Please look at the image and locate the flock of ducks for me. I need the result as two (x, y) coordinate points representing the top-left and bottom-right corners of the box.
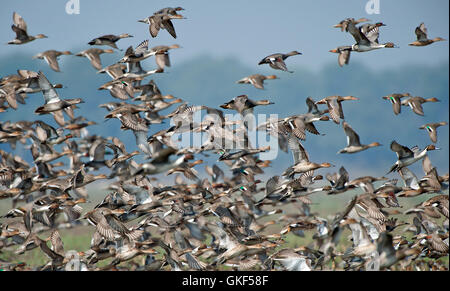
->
(0, 10), (448, 271)
(329, 18), (446, 67)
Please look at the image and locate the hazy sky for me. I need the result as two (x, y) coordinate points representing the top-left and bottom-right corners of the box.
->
(1, 0), (448, 71)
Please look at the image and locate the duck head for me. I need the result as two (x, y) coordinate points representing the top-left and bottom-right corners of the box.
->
(35, 34), (48, 39)
(432, 37), (446, 42)
(425, 145), (440, 151)
(119, 33), (133, 38)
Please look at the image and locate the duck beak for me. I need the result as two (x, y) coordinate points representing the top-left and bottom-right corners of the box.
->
(329, 49), (338, 53)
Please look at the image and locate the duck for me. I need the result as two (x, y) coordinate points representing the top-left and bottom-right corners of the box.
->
(97, 63), (127, 79)
(83, 207), (143, 241)
(218, 147), (270, 161)
(329, 46), (352, 67)
(138, 13), (185, 39)
(325, 166), (356, 194)
(8, 12), (47, 45)
(109, 244), (158, 266)
(151, 44), (181, 69)
(34, 71), (84, 115)
(382, 93), (411, 115)
(98, 79), (135, 100)
(119, 40), (157, 63)
(236, 74), (278, 89)
(282, 137), (332, 178)
(258, 51), (302, 72)
(32, 50), (73, 72)
(166, 160), (203, 181)
(333, 17), (370, 31)
(220, 95), (274, 116)
(347, 20), (397, 52)
(88, 33), (133, 49)
(133, 151), (193, 176)
(269, 248), (312, 271)
(133, 79), (163, 100)
(0, 83), (20, 110)
(278, 113), (329, 140)
(419, 122), (447, 143)
(121, 61), (164, 79)
(12, 70), (64, 95)
(419, 156), (445, 192)
(387, 140), (439, 174)
(409, 23), (446, 46)
(75, 48), (114, 70)
(338, 121), (381, 154)
(401, 96), (440, 116)
(315, 95), (359, 124)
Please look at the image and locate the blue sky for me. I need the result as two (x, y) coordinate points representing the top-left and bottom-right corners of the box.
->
(1, 0), (448, 71)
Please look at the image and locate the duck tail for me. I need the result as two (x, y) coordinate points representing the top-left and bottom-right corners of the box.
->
(386, 164), (399, 175)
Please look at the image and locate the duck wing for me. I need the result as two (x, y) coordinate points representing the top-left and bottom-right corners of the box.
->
(288, 136), (309, 164)
(85, 51), (103, 70)
(327, 98), (342, 124)
(415, 23), (428, 42)
(38, 71), (60, 104)
(13, 12), (28, 33)
(134, 40), (149, 56)
(342, 121), (361, 146)
(347, 21), (371, 46)
(162, 18), (177, 38)
(399, 167), (420, 190)
(305, 97), (320, 114)
(155, 53), (170, 69)
(43, 53), (61, 72)
(407, 99), (424, 116)
(389, 95), (402, 115)
(249, 75), (265, 89)
(390, 141), (413, 160)
(362, 24), (381, 44)
(338, 49), (351, 67)
(270, 57), (289, 71)
(149, 16), (161, 37)
(50, 230), (65, 256)
(11, 24), (29, 40)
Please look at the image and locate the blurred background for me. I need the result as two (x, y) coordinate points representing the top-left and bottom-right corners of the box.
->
(0, 0), (448, 181)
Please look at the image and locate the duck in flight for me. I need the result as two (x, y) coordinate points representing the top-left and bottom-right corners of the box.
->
(8, 12), (47, 45)
(32, 50), (72, 72)
(236, 74), (278, 90)
(409, 23), (446, 47)
(419, 122), (447, 143)
(387, 141), (439, 174)
(258, 51), (302, 73)
(88, 33), (133, 50)
(337, 121), (381, 154)
(346, 21), (397, 52)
